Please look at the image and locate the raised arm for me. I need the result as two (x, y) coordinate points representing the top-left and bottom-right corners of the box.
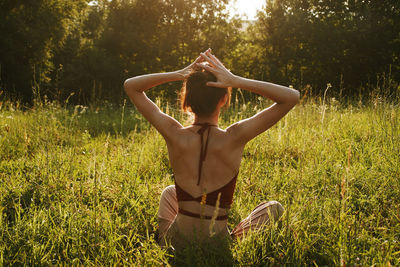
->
(123, 56), (203, 139)
(198, 50), (300, 144)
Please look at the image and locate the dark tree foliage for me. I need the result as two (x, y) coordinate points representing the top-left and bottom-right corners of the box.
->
(250, 0), (400, 96)
(0, 0), (398, 104)
(0, 0), (89, 102)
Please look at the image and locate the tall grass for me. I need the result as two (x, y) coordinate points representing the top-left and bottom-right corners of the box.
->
(0, 92), (399, 265)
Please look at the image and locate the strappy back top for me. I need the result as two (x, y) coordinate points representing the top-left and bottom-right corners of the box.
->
(175, 123), (238, 210)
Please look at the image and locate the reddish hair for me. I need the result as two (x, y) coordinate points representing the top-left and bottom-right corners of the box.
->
(180, 70), (231, 116)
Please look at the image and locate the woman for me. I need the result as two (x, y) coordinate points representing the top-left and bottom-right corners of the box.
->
(124, 49), (299, 250)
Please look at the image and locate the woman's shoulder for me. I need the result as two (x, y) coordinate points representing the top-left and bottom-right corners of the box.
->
(169, 125), (238, 150)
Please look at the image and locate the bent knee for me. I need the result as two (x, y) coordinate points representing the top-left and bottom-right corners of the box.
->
(266, 201), (284, 221)
(160, 185), (176, 198)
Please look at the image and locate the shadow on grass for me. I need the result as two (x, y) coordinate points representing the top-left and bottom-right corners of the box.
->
(168, 236), (234, 267)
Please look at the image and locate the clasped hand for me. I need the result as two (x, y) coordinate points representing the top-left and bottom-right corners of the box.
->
(177, 49), (236, 88)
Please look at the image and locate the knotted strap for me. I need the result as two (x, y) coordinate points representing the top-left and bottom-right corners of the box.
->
(193, 123), (217, 185)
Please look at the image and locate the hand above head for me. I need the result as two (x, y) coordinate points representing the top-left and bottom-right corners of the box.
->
(197, 50), (237, 88)
(175, 50), (209, 79)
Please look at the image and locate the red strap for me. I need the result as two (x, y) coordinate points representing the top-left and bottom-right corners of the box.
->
(193, 123), (217, 185)
(178, 207), (228, 220)
(175, 173), (238, 208)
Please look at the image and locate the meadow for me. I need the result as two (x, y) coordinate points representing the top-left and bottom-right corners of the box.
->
(0, 93), (399, 266)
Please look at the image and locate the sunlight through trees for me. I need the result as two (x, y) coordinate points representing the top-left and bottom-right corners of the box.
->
(0, 0), (399, 104)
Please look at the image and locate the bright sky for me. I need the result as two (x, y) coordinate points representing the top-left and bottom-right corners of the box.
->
(88, 0), (266, 21)
(229, 0), (266, 20)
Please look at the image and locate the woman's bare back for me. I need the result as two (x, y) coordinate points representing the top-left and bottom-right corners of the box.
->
(163, 124), (245, 238)
(166, 124), (244, 204)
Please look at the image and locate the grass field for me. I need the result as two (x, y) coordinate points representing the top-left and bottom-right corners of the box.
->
(0, 94), (399, 266)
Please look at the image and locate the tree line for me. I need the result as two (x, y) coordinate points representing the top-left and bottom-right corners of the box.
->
(1, 0), (399, 104)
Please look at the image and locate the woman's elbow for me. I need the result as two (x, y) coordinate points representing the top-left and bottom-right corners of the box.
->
(293, 90), (300, 103)
(289, 89), (300, 104)
(123, 79), (130, 92)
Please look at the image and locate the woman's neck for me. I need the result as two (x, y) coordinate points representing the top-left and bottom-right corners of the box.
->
(193, 113), (219, 126)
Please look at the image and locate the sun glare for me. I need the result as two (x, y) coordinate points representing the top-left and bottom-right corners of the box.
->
(229, 0), (265, 20)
